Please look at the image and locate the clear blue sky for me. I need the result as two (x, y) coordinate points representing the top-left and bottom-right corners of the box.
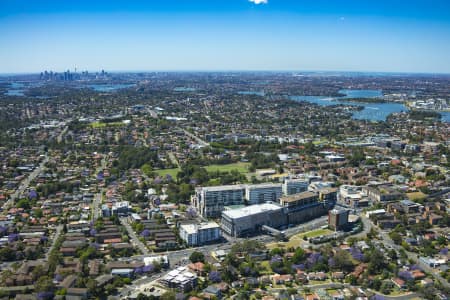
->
(1, 0), (450, 73)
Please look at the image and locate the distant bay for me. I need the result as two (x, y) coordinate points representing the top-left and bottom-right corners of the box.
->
(4, 82), (25, 96)
(238, 91), (265, 96)
(290, 89), (449, 122)
(88, 83), (136, 92)
(174, 87), (196, 92)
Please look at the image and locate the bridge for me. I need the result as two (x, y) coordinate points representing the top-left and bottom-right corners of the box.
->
(261, 225), (286, 240)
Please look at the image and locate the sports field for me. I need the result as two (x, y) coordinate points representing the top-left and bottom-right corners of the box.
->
(267, 228), (333, 249)
(155, 168), (180, 178)
(90, 121), (125, 128)
(155, 162), (250, 178)
(204, 162), (250, 173)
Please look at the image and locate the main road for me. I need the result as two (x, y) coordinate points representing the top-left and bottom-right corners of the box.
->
(180, 128), (210, 147)
(120, 215), (330, 267)
(126, 233), (279, 268)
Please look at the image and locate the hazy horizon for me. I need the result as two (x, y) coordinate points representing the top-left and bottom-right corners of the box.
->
(2, 69), (450, 76)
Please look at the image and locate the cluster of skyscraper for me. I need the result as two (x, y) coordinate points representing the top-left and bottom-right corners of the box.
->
(39, 69), (107, 81)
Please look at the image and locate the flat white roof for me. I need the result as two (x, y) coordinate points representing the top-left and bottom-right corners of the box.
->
(113, 201), (129, 208)
(330, 208), (348, 214)
(144, 255), (168, 266)
(164, 267), (196, 283)
(285, 178), (308, 183)
(131, 213), (141, 220)
(111, 268), (134, 274)
(340, 185), (360, 191)
(222, 203), (282, 219)
(180, 221), (220, 234)
(325, 155), (345, 159)
(346, 194), (362, 199)
(366, 209), (386, 217)
(246, 183), (282, 190)
(199, 185), (245, 192)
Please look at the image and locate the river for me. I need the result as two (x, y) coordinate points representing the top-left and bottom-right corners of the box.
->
(290, 89), (449, 122)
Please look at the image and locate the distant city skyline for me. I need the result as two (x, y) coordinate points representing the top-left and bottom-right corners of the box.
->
(1, 0), (450, 73)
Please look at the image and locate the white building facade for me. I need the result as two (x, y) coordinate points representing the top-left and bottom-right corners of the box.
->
(192, 185), (245, 218)
(245, 183), (283, 205)
(282, 179), (308, 195)
(179, 221), (221, 246)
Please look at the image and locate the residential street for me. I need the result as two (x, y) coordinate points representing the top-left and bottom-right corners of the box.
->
(45, 224), (63, 261)
(120, 217), (150, 256)
(2, 154), (49, 210)
(360, 215), (450, 290)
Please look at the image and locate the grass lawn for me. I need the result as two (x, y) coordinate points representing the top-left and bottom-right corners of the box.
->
(205, 162), (250, 173)
(154, 162), (250, 178)
(308, 279), (332, 285)
(90, 121), (125, 128)
(298, 228), (333, 239)
(388, 289), (410, 296)
(267, 242), (282, 250)
(259, 260), (273, 275)
(267, 239), (301, 250)
(207, 178), (221, 186)
(406, 191), (427, 201)
(312, 138), (329, 145)
(155, 168), (181, 178)
(267, 228), (333, 250)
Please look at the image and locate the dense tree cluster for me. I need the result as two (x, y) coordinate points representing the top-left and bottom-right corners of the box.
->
(114, 146), (160, 171)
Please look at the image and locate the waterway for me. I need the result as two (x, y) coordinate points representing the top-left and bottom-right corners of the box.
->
(173, 87), (196, 92)
(238, 91), (265, 96)
(441, 112), (450, 122)
(5, 82), (25, 96)
(290, 89), (449, 122)
(88, 83), (136, 92)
